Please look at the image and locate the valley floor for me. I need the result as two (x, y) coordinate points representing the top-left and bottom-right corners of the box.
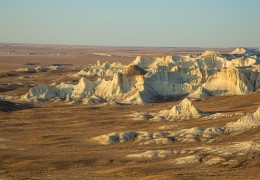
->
(1, 93), (260, 179)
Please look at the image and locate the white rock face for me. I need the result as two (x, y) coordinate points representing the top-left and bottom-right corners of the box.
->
(94, 72), (157, 104)
(204, 69), (255, 95)
(71, 77), (100, 99)
(157, 98), (204, 120)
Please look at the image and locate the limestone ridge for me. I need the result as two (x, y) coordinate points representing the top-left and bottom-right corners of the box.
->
(20, 49), (260, 104)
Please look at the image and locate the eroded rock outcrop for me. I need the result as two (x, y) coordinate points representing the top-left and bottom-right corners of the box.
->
(20, 49), (260, 104)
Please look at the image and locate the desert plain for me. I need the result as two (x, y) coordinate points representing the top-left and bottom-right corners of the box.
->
(1, 44), (260, 179)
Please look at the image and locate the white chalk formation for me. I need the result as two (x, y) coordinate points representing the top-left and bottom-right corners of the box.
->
(20, 49), (260, 104)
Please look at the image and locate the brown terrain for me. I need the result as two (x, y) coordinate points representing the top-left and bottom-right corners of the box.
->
(0, 44), (260, 179)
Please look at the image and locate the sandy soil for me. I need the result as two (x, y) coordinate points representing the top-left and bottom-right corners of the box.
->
(0, 44), (260, 179)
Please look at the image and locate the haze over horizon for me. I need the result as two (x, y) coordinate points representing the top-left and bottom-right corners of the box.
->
(1, 0), (260, 48)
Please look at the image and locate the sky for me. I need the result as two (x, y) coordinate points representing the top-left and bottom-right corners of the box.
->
(0, 0), (260, 47)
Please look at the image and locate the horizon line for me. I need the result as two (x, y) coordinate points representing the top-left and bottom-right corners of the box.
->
(0, 42), (259, 49)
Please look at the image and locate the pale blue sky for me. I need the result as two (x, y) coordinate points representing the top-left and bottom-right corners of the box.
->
(0, 0), (260, 47)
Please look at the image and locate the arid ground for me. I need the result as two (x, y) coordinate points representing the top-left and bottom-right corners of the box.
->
(0, 44), (260, 179)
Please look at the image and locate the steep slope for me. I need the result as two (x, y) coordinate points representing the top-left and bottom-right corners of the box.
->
(203, 68), (255, 95)
(71, 77), (100, 99)
(94, 72), (157, 104)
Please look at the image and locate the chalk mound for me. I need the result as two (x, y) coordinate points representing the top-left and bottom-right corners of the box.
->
(158, 98), (204, 120)
(230, 48), (260, 56)
(226, 106), (260, 131)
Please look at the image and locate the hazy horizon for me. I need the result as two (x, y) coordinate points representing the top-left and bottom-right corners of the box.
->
(1, 0), (260, 47)
(1, 42), (260, 49)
